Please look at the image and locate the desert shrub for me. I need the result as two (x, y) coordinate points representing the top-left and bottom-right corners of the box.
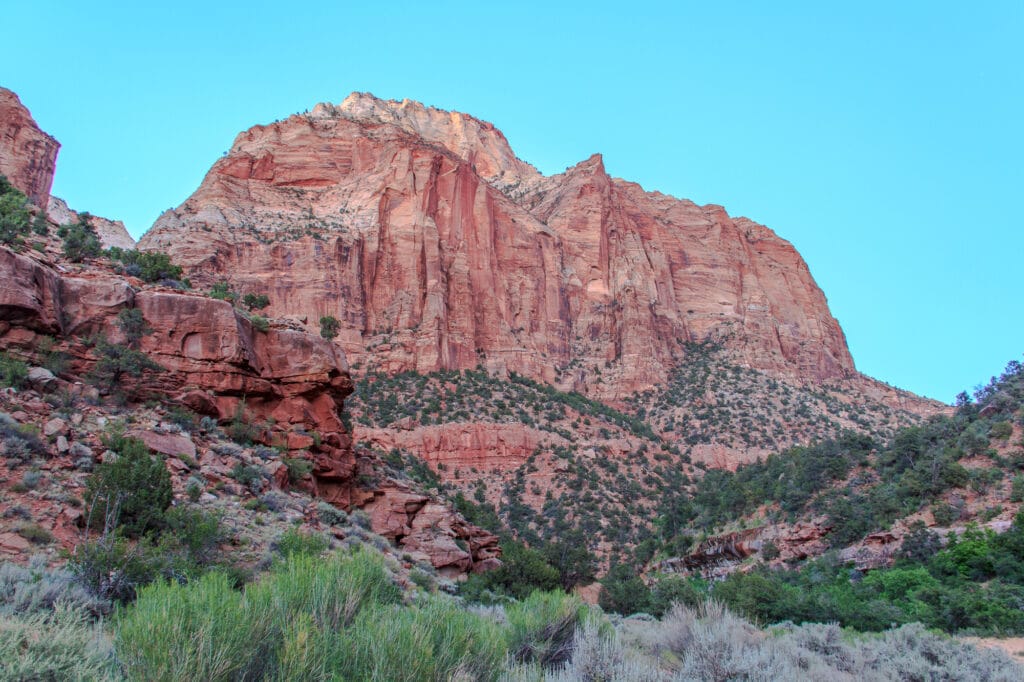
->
(17, 522), (52, 545)
(116, 571), (257, 681)
(648, 573), (705, 617)
(505, 591), (593, 669)
(316, 500), (347, 526)
(541, 620), (665, 682)
(68, 535), (163, 603)
(162, 506), (224, 568)
(273, 528), (330, 559)
(0, 350), (29, 388)
(230, 462), (264, 490)
(319, 315), (340, 339)
(57, 212), (102, 262)
(85, 435), (172, 537)
(87, 340), (164, 395)
(0, 605), (118, 681)
(461, 539), (561, 602)
(106, 247), (183, 283)
(0, 556), (110, 617)
(599, 562), (651, 615)
(248, 313), (269, 332)
(115, 308), (151, 347)
(282, 456), (313, 483)
(226, 401), (259, 445)
(334, 596), (507, 681)
(208, 280), (237, 303)
(243, 293), (270, 311)
(0, 175), (32, 246)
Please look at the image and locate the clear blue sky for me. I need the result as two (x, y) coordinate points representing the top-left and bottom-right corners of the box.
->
(3, 1), (1021, 403)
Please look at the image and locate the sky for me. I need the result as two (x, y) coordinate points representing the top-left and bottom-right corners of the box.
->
(2, 1), (1020, 403)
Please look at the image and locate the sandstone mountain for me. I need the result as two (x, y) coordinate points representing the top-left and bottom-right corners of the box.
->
(0, 88), (497, 578)
(139, 94), (930, 403)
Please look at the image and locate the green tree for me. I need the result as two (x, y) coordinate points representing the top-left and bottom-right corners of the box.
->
(57, 213), (102, 262)
(0, 175), (31, 245)
(85, 436), (172, 537)
(243, 293), (270, 311)
(319, 315), (340, 340)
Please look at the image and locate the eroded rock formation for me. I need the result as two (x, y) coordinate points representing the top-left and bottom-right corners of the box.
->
(139, 92), (865, 401)
(0, 87), (59, 207)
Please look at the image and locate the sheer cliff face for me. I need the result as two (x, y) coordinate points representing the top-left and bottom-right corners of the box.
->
(0, 87), (60, 207)
(140, 92), (854, 399)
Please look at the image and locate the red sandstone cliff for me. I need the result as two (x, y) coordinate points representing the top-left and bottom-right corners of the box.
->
(139, 93), (865, 402)
(0, 87), (59, 207)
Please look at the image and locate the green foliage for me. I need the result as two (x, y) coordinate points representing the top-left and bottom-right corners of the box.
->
(107, 247), (183, 283)
(0, 605), (118, 681)
(702, 512), (1024, 636)
(273, 528), (330, 559)
(0, 350), (29, 388)
(505, 591), (594, 669)
(87, 339), (164, 395)
(598, 562), (651, 615)
(85, 435), (172, 537)
(0, 175), (32, 246)
(282, 456), (313, 483)
(226, 400), (259, 445)
(243, 292), (270, 310)
(116, 570), (256, 681)
(319, 314), (340, 340)
(229, 462), (263, 489)
(248, 313), (269, 332)
(115, 308), (151, 348)
(208, 280), (238, 303)
(461, 539), (560, 602)
(57, 212), (102, 262)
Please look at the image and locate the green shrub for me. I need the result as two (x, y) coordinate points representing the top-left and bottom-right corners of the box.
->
(461, 539), (560, 602)
(273, 528), (329, 559)
(57, 212), (102, 262)
(68, 534), (162, 603)
(107, 247), (183, 283)
(230, 462), (263, 489)
(209, 281), (237, 303)
(87, 340), (164, 395)
(16, 522), (53, 545)
(85, 435), (172, 537)
(319, 315), (340, 340)
(116, 308), (152, 348)
(598, 562), (651, 615)
(505, 591), (593, 669)
(0, 558), (110, 617)
(243, 293), (270, 311)
(0, 351), (29, 389)
(282, 456), (313, 483)
(116, 571), (258, 681)
(226, 401), (259, 445)
(334, 597), (507, 681)
(0, 175), (32, 247)
(248, 313), (269, 332)
(0, 605), (118, 681)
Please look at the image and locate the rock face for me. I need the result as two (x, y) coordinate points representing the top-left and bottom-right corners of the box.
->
(0, 244), (497, 573)
(0, 87), (59, 207)
(139, 92), (858, 400)
(47, 196), (136, 250)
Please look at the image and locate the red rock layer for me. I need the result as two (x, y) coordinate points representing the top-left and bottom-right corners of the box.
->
(139, 93), (861, 402)
(0, 87), (59, 207)
(0, 244), (498, 572)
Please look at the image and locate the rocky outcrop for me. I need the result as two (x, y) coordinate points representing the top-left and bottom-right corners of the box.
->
(47, 196), (135, 250)
(357, 483), (500, 577)
(0, 87), (59, 207)
(0, 244), (497, 574)
(139, 92), (865, 402)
